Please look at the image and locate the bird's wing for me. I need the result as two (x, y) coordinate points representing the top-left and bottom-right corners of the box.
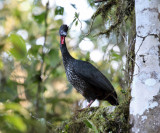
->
(73, 60), (115, 92)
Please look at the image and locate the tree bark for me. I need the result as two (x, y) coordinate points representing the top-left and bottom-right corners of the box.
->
(130, 0), (160, 132)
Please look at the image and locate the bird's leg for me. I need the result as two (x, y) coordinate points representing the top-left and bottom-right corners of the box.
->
(87, 100), (95, 108)
(77, 100), (95, 112)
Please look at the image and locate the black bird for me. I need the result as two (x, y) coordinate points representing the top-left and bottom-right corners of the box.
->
(59, 24), (119, 107)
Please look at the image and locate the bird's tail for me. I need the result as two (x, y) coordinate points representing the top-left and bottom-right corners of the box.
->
(104, 91), (119, 105)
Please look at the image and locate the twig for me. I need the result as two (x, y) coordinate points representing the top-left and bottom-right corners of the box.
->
(36, 1), (49, 113)
(43, 62), (61, 83)
(93, 19), (121, 37)
(84, 18), (95, 37)
(30, 113), (53, 127)
(41, 1), (49, 79)
(94, 0), (107, 3)
(127, 54), (140, 76)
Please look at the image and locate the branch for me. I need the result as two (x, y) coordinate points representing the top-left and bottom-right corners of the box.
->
(30, 113), (53, 128)
(43, 62), (61, 83)
(84, 18), (95, 37)
(94, 0), (107, 3)
(41, 1), (49, 79)
(36, 1), (49, 113)
(81, 1), (117, 37)
(92, 1), (117, 20)
(94, 20), (120, 37)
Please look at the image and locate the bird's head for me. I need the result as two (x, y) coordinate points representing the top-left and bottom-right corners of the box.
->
(59, 24), (68, 37)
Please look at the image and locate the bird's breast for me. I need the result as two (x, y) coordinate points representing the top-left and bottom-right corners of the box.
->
(65, 65), (89, 95)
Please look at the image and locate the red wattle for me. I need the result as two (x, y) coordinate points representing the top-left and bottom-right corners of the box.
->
(61, 36), (65, 44)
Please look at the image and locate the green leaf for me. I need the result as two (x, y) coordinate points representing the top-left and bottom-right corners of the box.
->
(87, 0), (95, 7)
(33, 12), (46, 24)
(4, 114), (27, 132)
(5, 103), (30, 118)
(72, 18), (76, 23)
(75, 20), (78, 26)
(0, 58), (3, 70)
(55, 6), (64, 15)
(0, 44), (4, 51)
(28, 45), (42, 57)
(83, 119), (99, 133)
(121, 89), (126, 94)
(44, 49), (60, 68)
(110, 50), (121, 61)
(83, 119), (92, 128)
(8, 33), (27, 60)
(75, 12), (79, 18)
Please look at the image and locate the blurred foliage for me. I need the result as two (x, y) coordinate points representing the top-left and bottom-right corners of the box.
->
(0, 0), (135, 133)
(8, 33), (27, 60)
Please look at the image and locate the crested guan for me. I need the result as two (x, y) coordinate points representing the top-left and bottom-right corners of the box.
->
(59, 24), (119, 107)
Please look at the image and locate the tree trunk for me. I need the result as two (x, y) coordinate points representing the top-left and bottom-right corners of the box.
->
(130, 0), (160, 132)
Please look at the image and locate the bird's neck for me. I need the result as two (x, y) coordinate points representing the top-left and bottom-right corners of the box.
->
(60, 36), (73, 65)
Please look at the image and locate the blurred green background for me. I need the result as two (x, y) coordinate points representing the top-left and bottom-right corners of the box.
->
(0, 0), (134, 132)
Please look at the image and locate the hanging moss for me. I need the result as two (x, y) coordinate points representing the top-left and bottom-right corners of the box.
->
(89, 0), (135, 37)
(56, 98), (131, 133)
(91, 1), (117, 20)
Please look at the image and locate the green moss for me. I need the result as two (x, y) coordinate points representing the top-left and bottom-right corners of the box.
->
(56, 99), (131, 133)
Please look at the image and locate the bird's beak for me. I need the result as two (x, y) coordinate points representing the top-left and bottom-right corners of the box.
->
(60, 31), (67, 37)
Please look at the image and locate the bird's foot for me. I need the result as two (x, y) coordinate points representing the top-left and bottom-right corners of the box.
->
(87, 100), (95, 107)
(77, 100), (95, 112)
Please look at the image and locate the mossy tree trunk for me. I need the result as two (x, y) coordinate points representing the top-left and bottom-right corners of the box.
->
(130, 0), (160, 132)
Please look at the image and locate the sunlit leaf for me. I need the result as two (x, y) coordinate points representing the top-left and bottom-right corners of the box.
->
(13, 8), (21, 18)
(110, 50), (121, 61)
(4, 114), (27, 132)
(5, 103), (30, 119)
(55, 6), (64, 15)
(0, 58), (3, 70)
(8, 33), (27, 60)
